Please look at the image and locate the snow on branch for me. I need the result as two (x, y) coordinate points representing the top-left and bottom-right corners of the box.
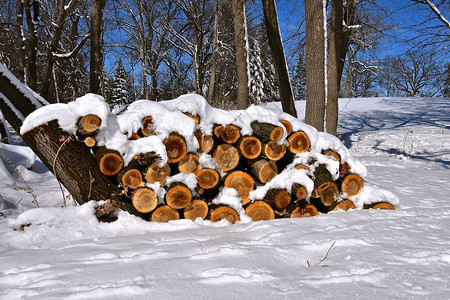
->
(52, 33), (91, 60)
(414, 0), (450, 29)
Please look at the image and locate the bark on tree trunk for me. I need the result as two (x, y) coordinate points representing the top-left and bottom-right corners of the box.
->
(326, 0), (344, 136)
(343, 49), (354, 98)
(337, 0), (356, 82)
(304, 0), (326, 131)
(16, 0), (26, 83)
(90, 0), (106, 95)
(0, 64), (125, 208)
(262, 0), (297, 118)
(24, 0), (38, 91)
(232, 0), (249, 109)
(208, 0), (219, 103)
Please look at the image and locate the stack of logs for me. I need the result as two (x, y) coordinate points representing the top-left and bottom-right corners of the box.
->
(78, 112), (395, 224)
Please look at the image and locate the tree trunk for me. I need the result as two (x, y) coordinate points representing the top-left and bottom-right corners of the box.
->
(24, 0), (38, 91)
(90, 0), (106, 95)
(337, 0), (356, 82)
(304, 0), (326, 131)
(343, 50), (354, 98)
(208, 0), (220, 102)
(262, 0), (297, 117)
(232, 0), (249, 109)
(16, 0), (26, 82)
(0, 63), (125, 208)
(326, 0), (344, 136)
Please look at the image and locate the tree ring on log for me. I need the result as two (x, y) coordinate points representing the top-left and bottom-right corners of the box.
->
(209, 206), (239, 224)
(246, 201), (275, 221)
(163, 133), (187, 163)
(132, 188), (158, 213)
(151, 205), (180, 222)
(341, 173), (364, 197)
(213, 144), (240, 172)
(165, 182), (192, 209)
(288, 131), (310, 154)
(196, 168), (220, 190)
(239, 136), (262, 159)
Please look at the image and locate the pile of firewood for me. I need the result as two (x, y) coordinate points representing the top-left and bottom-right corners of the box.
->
(72, 98), (395, 224)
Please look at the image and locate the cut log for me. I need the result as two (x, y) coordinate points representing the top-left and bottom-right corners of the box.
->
(264, 188), (291, 210)
(292, 202), (319, 218)
(140, 116), (155, 136)
(151, 205), (180, 222)
(295, 164), (310, 171)
(95, 148), (124, 176)
(317, 181), (339, 206)
(341, 173), (364, 197)
(246, 201), (275, 221)
(251, 121), (284, 142)
(291, 183), (308, 200)
(213, 144), (240, 172)
(322, 149), (341, 162)
(365, 202), (396, 210)
(194, 129), (214, 154)
(126, 133), (141, 140)
(183, 111), (200, 124)
(220, 124), (241, 144)
(280, 120), (293, 136)
(313, 164), (332, 188)
(224, 171), (255, 205)
(134, 151), (159, 166)
(77, 114), (101, 137)
(250, 158), (278, 184)
(330, 199), (356, 211)
(213, 124), (224, 138)
(196, 168), (221, 190)
(132, 187), (158, 213)
(165, 182), (192, 209)
(288, 131), (310, 154)
(178, 152), (200, 174)
(339, 162), (351, 178)
(84, 136), (96, 148)
(238, 136), (262, 159)
(163, 133), (187, 163)
(208, 205), (239, 224)
(183, 198), (209, 221)
(144, 162), (170, 186)
(118, 167), (143, 189)
(262, 141), (286, 161)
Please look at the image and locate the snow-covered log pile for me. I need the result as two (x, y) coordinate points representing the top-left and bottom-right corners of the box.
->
(20, 94), (396, 223)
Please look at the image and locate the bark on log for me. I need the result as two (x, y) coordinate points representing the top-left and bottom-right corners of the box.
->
(322, 149), (341, 162)
(294, 202), (319, 217)
(77, 114), (101, 137)
(208, 204), (240, 224)
(165, 182), (192, 209)
(339, 162), (351, 178)
(95, 147), (124, 176)
(238, 136), (262, 159)
(151, 205), (180, 222)
(132, 187), (158, 213)
(262, 141), (286, 161)
(245, 201), (275, 221)
(144, 162), (170, 186)
(288, 131), (310, 154)
(250, 158), (278, 184)
(178, 152), (200, 174)
(213, 144), (240, 172)
(163, 133), (187, 163)
(183, 198), (209, 221)
(224, 171), (255, 205)
(251, 121), (284, 142)
(341, 173), (364, 197)
(264, 188), (291, 210)
(313, 164), (332, 188)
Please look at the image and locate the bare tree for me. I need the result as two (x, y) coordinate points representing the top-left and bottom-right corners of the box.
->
(261, 0), (297, 117)
(232, 0), (249, 109)
(90, 0), (107, 95)
(380, 51), (443, 97)
(304, 0), (325, 131)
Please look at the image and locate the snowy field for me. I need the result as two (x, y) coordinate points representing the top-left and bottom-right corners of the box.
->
(1, 97), (449, 299)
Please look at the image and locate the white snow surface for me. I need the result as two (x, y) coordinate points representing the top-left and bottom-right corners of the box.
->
(1, 97), (450, 298)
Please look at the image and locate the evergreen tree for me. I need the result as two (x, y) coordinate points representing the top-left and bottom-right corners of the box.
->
(291, 48), (307, 100)
(249, 40), (265, 104)
(107, 60), (133, 107)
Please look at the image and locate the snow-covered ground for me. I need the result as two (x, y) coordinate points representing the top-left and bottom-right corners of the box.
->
(1, 97), (449, 299)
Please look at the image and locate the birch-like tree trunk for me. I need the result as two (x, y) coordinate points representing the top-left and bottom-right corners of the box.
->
(232, 0), (249, 109)
(262, 0), (297, 118)
(304, 0), (325, 131)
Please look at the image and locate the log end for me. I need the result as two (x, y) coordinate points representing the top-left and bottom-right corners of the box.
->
(132, 188), (158, 213)
(163, 133), (187, 163)
(331, 199), (356, 211)
(183, 199), (209, 221)
(239, 136), (262, 159)
(144, 162), (170, 186)
(224, 171), (255, 204)
(280, 120), (293, 136)
(151, 205), (180, 222)
(341, 173), (364, 197)
(246, 201), (275, 221)
(213, 144), (240, 172)
(288, 131), (311, 154)
(196, 168), (220, 190)
(178, 153), (200, 174)
(166, 183), (192, 209)
(221, 124), (241, 144)
(209, 206), (240, 224)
